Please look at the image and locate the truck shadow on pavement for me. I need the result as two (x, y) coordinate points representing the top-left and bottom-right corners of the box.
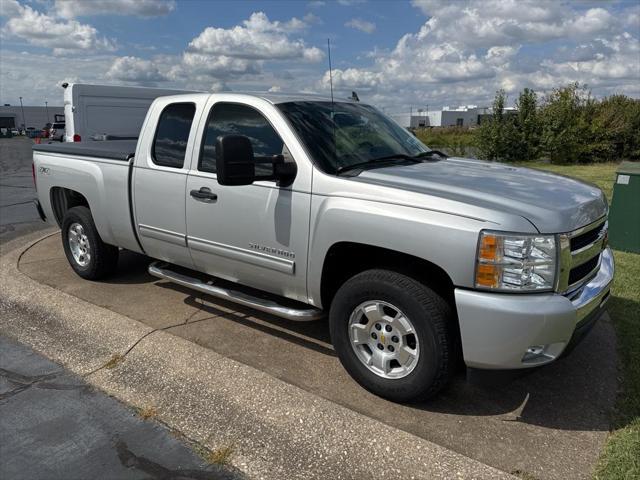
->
(160, 276), (615, 434)
(79, 250), (619, 433)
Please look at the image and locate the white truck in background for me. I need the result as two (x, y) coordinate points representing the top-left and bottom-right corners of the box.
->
(62, 83), (196, 142)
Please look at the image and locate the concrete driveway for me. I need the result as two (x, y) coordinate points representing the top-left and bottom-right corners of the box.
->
(18, 233), (618, 480)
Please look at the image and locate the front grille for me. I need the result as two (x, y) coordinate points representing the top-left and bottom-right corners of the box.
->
(560, 217), (608, 292)
(568, 255), (599, 285)
(571, 222), (606, 251)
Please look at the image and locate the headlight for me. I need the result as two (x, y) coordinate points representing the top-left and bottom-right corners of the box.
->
(475, 231), (557, 292)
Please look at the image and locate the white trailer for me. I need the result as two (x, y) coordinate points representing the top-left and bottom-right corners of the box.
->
(62, 83), (198, 142)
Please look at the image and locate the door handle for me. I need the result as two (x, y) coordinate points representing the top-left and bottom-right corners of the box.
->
(190, 187), (218, 201)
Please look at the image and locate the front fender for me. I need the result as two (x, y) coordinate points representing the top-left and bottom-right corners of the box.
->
(307, 195), (489, 307)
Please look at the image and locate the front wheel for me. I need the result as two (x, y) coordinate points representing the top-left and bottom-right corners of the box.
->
(329, 269), (454, 402)
(61, 206), (119, 280)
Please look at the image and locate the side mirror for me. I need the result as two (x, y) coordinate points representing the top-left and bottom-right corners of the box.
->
(215, 135), (255, 186)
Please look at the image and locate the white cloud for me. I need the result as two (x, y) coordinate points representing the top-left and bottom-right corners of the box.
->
(1, 0), (114, 54)
(55, 0), (175, 18)
(106, 56), (167, 84)
(179, 52), (259, 77)
(103, 12), (325, 91)
(410, 0), (618, 48)
(325, 0), (639, 111)
(210, 80), (229, 92)
(187, 12), (322, 61)
(0, 49), (114, 105)
(345, 18), (376, 34)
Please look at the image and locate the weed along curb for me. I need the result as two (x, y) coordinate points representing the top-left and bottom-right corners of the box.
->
(0, 234), (513, 479)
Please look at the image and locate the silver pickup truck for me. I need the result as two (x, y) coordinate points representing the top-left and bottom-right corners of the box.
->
(32, 92), (614, 401)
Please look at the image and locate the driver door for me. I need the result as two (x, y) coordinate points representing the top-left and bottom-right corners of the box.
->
(185, 99), (311, 303)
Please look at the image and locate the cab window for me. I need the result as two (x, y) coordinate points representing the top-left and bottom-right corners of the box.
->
(199, 103), (284, 176)
(152, 103), (195, 168)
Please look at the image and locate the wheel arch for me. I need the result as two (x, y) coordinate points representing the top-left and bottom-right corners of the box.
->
(50, 187), (90, 227)
(320, 242), (456, 311)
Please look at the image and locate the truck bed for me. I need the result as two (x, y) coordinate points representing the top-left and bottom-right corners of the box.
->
(32, 140), (137, 161)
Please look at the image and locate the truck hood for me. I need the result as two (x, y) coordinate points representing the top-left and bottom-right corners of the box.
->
(353, 157), (607, 233)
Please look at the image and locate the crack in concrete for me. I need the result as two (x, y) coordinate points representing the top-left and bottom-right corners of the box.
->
(0, 367), (90, 401)
(84, 298), (220, 379)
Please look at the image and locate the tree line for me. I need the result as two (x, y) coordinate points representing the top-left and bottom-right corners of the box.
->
(475, 83), (640, 163)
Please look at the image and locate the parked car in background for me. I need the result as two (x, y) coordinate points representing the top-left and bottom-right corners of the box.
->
(11, 128), (19, 136)
(32, 92), (614, 402)
(62, 83), (195, 142)
(25, 127), (38, 138)
(49, 122), (65, 142)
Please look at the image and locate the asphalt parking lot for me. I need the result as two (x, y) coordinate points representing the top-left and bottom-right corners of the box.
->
(0, 137), (46, 243)
(0, 335), (240, 480)
(1, 137), (619, 479)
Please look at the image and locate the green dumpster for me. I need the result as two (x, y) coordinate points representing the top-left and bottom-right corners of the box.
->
(608, 161), (640, 253)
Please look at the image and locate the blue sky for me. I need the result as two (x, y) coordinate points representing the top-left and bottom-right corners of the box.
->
(1, 0), (639, 113)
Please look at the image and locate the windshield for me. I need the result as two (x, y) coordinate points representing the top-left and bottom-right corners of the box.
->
(277, 101), (429, 174)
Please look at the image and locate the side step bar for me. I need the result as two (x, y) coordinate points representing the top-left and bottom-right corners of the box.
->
(148, 262), (324, 322)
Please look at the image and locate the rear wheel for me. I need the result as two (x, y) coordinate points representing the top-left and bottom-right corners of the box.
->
(329, 269), (454, 402)
(61, 206), (119, 280)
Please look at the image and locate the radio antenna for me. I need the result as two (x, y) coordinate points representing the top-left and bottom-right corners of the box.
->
(327, 38), (334, 104)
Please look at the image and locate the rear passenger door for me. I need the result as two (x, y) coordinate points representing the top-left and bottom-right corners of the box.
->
(185, 99), (311, 303)
(132, 99), (202, 268)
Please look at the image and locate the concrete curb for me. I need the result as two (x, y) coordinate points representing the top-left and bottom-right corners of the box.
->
(1, 234), (514, 479)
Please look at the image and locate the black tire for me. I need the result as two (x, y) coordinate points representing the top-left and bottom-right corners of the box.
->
(329, 269), (454, 402)
(61, 206), (119, 280)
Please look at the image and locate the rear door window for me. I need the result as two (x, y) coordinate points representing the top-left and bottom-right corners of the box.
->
(199, 103), (284, 175)
(152, 103), (196, 168)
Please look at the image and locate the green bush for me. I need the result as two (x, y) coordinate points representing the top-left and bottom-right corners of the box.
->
(475, 83), (640, 164)
(475, 89), (520, 162)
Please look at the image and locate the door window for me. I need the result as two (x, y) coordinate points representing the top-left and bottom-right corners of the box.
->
(199, 103), (284, 176)
(152, 103), (196, 168)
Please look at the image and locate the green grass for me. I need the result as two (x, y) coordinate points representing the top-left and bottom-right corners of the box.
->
(520, 162), (640, 480)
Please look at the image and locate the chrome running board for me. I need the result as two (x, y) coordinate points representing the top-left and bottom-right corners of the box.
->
(148, 262), (324, 322)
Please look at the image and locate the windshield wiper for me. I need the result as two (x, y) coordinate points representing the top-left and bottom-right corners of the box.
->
(336, 151), (448, 175)
(336, 154), (420, 175)
(413, 150), (448, 159)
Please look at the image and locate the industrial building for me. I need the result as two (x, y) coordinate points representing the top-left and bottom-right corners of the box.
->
(391, 105), (517, 128)
(0, 105), (64, 130)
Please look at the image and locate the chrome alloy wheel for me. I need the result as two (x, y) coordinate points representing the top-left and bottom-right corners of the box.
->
(68, 222), (91, 267)
(348, 300), (420, 379)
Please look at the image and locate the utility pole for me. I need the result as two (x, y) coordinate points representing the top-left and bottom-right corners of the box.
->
(19, 96), (27, 129)
(45, 101), (50, 123)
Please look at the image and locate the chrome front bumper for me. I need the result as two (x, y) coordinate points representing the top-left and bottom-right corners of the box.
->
(455, 247), (614, 370)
